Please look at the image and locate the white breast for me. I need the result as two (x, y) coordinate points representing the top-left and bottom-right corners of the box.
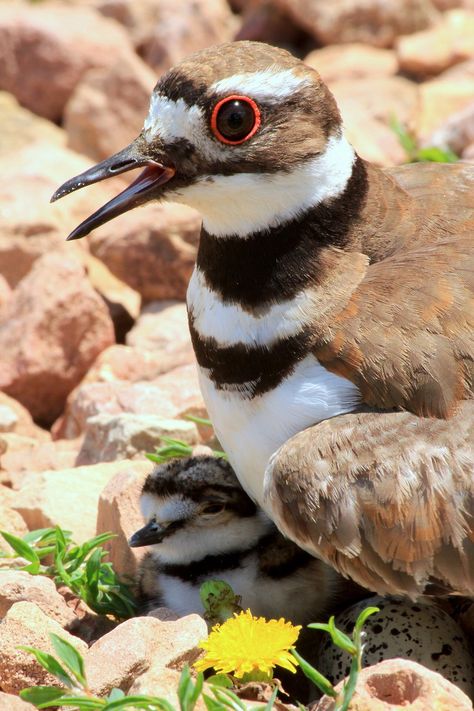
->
(199, 355), (361, 509)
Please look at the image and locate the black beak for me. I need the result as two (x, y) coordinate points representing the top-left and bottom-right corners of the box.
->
(51, 139), (175, 241)
(128, 520), (172, 548)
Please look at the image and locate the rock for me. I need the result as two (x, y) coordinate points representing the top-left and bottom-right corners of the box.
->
(273, 0), (439, 48)
(463, 142), (474, 160)
(0, 253), (115, 425)
(396, 10), (474, 78)
(0, 571), (76, 626)
(0, 393), (50, 442)
(0, 692), (37, 710)
(12, 461), (140, 542)
(328, 76), (418, 165)
(81, 344), (182, 386)
(0, 3), (137, 121)
(152, 364), (206, 418)
(126, 301), (194, 362)
(0, 405), (18, 434)
(0, 91), (65, 157)
(83, 254), (141, 324)
(85, 614), (207, 695)
(236, 0), (303, 47)
(95, 462), (150, 579)
(89, 202), (201, 303)
(316, 596), (474, 698)
(0, 502), (28, 541)
(98, 0), (236, 75)
(315, 658), (473, 710)
(425, 101), (474, 155)
(131, 667), (185, 704)
(305, 44), (398, 83)
(0, 601), (87, 694)
(0, 434), (80, 489)
(0, 274), (11, 315)
(53, 381), (182, 440)
(147, 606), (180, 622)
(64, 51), (155, 161)
(417, 75), (474, 142)
(78, 413), (198, 465)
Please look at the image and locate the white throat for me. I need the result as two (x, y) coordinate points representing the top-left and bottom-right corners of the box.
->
(170, 134), (356, 238)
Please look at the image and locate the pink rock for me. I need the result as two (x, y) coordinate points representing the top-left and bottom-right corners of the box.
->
(417, 75), (474, 141)
(82, 344), (185, 385)
(0, 601), (87, 694)
(0, 571), (76, 626)
(305, 44), (398, 83)
(0, 274), (11, 314)
(0, 393), (50, 442)
(152, 364), (206, 419)
(0, 497), (28, 540)
(273, 0), (439, 48)
(0, 90), (65, 157)
(126, 301), (194, 364)
(64, 51), (156, 161)
(89, 202), (201, 302)
(0, 253), (115, 425)
(396, 10), (474, 78)
(0, 434), (79, 490)
(96, 463), (152, 579)
(463, 142), (474, 160)
(315, 658), (472, 710)
(0, 4), (137, 121)
(0, 691), (36, 710)
(425, 101), (474, 155)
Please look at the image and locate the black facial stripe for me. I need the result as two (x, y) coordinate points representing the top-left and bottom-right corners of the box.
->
(196, 155), (368, 308)
(160, 550), (246, 583)
(190, 320), (314, 396)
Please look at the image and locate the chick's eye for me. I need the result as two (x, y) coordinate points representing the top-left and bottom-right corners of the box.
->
(202, 503), (225, 515)
(211, 96), (261, 145)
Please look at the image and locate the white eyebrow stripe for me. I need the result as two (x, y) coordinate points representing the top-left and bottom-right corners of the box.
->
(211, 68), (310, 100)
(143, 93), (204, 142)
(187, 268), (315, 347)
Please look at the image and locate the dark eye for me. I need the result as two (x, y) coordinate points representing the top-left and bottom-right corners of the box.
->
(202, 502), (225, 515)
(211, 95), (261, 145)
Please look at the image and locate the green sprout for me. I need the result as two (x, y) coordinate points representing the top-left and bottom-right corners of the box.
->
(199, 580), (243, 625)
(146, 416), (227, 465)
(0, 526), (136, 620)
(390, 116), (458, 163)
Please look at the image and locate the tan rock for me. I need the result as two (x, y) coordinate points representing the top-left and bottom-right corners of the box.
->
(53, 381), (183, 440)
(0, 601), (87, 694)
(273, 0), (439, 48)
(236, 0), (303, 46)
(397, 10), (474, 78)
(328, 76), (418, 166)
(315, 658), (472, 710)
(126, 300), (194, 361)
(305, 44), (398, 84)
(0, 393), (50, 442)
(424, 101), (474, 155)
(0, 252), (115, 425)
(86, 613), (207, 695)
(0, 434), (79, 489)
(0, 3), (137, 121)
(417, 75), (474, 141)
(89, 202), (201, 302)
(147, 606), (180, 622)
(0, 503), (28, 540)
(463, 142), (474, 160)
(82, 344), (181, 385)
(0, 91), (65, 158)
(153, 364), (207, 420)
(0, 691), (37, 710)
(130, 666), (185, 704)
(12, 460), (138, 542)
(0, 274), (11, 316)
(0, 571), (76, 626)
(78, 413), (198, 465)
(95, 462), (151, 579)
(64, 51), (155, 161)
(83, 254), (141, 323)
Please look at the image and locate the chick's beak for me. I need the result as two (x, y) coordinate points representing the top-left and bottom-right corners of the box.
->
(51, 138), (175, 241)
(128, 520), (171, 548)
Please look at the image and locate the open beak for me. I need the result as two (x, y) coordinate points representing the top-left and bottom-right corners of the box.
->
(128, 520), (171, 548)
(51, 139), (175, 241)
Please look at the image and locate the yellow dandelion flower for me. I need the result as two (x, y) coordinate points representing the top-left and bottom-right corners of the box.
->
(194, 609), (301, 680)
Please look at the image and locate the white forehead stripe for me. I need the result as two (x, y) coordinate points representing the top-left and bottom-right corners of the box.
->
(211, 68), (310, 101)
(140, 493), (195, 523)
(143, 94), (204, 143)
(188, 269), (315, 347)
(170, 134), (356, 237)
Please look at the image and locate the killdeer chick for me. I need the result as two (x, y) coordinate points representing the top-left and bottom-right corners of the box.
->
(129, 455), (364, 624)
(52, 41), (474, 599)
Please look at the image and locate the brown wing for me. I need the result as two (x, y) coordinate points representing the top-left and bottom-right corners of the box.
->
(315, 163), (474, 418)
(265, 402), (474, 597)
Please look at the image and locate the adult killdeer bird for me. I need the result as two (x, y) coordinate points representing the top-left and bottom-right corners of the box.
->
(52, 41), (474, 598)
(129, 455), (363, 623)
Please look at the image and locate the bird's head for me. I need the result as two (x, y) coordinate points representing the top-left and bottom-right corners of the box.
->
(129, 456), (273, 564)
(52, 41), (354, 240)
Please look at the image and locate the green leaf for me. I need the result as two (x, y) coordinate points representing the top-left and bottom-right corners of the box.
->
(415, 146), (458, 163)
(206, 675), (233, 688)
(185, 414), (213, 427)
(105, 695), (175, 710)
(107, 689), (125, 702)
(19, 686), (67, 706)
(0, 531), (40, 571)
(290, 649), (336, 698)
(45, 697), (105, 709)
(178, 666), (204, 711)
(203, 695), (224, 711)
(309, 617), (357, 655)
(50, 633), (86, 686)
(353, 606), (380, 637)
(211, 687), (246, 711)
(263, 685), (278, 711)
(18, 646), (75, 688)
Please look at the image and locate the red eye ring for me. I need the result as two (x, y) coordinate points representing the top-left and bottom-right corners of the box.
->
(210, 95), (261, 145)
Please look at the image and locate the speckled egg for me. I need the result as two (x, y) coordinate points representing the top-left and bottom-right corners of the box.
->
(314, 595), (474, 698)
